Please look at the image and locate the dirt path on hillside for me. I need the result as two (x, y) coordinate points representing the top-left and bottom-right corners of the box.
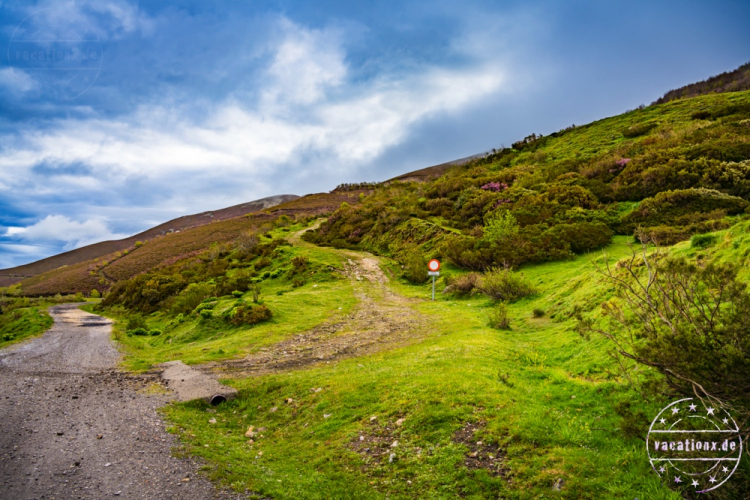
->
(0, 304), (248, 500)
(202, 223), (430, 377)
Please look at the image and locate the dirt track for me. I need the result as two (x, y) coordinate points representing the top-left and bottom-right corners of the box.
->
(203, 225), (430, 377)
(0, 304), (247, 500)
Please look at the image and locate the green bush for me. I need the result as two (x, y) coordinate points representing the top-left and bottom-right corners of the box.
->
(479, 267), (537, 302)
(199, 309), (214, 319)
(544, 222), (613, 253)
(231, 290), (244, 298)
(126, 315), (147, 331)
(128, 327), (149, 336)
(149, 329), (162, 336)
(402, 247), (428, 284)
(691, 233), (718, 249)
(230, 304), (272, 326)
(532, 308), (545, 318)
(488, 303), (511, 330)
(2, 333), (16, 341)
(90, 289), (101, 299)
(621, 122), (657, 138)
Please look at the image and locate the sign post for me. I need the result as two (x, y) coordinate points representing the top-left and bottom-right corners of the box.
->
(427, 259), (441, 301)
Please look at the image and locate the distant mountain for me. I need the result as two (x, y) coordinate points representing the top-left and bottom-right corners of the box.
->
(654, 61), (750, 104)
(0, 194), (299, 287)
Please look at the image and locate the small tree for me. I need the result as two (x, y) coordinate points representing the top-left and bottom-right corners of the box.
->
(483, 211), (519, 244)
(576, 240), (750, 420)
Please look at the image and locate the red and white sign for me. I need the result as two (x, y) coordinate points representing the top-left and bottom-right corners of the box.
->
(428, 259), (441, 272)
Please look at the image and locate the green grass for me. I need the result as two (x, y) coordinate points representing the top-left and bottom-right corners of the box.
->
(90, 225), (358, 371)
(0, 304), (53, 348)
(158, 233), (693, 499)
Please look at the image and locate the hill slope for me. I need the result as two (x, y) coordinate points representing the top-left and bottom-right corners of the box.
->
(0, 194), (299, 287)
(654, 61), (750, 104)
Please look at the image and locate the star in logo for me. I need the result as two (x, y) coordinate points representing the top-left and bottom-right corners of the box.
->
(723, 418), (729, 425)
(691, 479), (699, 487)
(689, 404), (697, 411)
(709, 476), (717, 483)
(659, 417), (667, 425)
(722, 466), (729, 473)
(658, 466), (666, 473)
(707, 407), (715, 415)
(672, 407), (680, 415)
(675, 476), (682, 484)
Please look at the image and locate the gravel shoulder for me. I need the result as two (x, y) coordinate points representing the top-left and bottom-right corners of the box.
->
(0, 304), (248, 500)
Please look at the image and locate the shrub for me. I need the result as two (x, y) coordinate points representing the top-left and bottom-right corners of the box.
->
(479, 267), (537, 302)
(230, 304), (272, 326)
(169, 282), (214, 316)
(292, 277), (306, 288)
(545, 222), (613, 253)
(128, 327), (149, 336)
(256, 257), (272, 270)
(442, 273), (481, 296)
(621, 122), (657, 138)
(149, 329), (162, 336)
(488, 303), (511, 329)
(126, 315), (147, 331)
(532, 308), (545, 318)
(194, 302), (215, 314)
(250, 284), (262, 304)
(90, 289), (101, 299)
(3, 333), (16, 341)
(690, 233), (718, 249)
(199, 309), (213, 319)
(231, 290), (244, 298)
(402, 247), (428, 284)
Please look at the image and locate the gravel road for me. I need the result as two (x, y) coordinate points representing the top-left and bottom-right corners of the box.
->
(0, 304), (248, 500)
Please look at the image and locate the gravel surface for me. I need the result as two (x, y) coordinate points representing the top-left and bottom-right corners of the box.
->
(0, 304), (249, 500)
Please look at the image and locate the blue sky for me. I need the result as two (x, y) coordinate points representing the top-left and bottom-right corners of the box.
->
(0, 0), (748, 268)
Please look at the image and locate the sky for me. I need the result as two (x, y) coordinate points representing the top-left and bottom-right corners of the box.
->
(0, 0), (749, 269)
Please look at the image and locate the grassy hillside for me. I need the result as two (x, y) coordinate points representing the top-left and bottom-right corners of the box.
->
(86, 216), (750, 498)
(25, 87), (750, 498)
(17, 191), (365, 296)
(0, 194), (299, 287)
(655, 61), (750, 104)
(305, 91), (750, 272)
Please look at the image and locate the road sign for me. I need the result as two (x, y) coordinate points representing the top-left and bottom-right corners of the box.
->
(427, 260), (441, 300)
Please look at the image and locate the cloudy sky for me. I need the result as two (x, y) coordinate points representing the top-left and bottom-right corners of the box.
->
(0, 0), (748, 268)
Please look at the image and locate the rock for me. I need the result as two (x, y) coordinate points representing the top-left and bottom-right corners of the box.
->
(389, 453), (396, 463)
(323, 414), (332, 419)
(286, 398), (293, 404)
(570, 395), (576, 399)
(247, 439), (254, 444)
(258, 427), (267, 432)
(395, 418), (405, 427)
(270, 407), (277, 412)
(553, 478), (564, 491)
(359, 436), (364, 441)
(57, 432), (64, 436)
(369, 416), (377, 422)
(104, 463), (111, 467)
(391, 440), (398, 448)
(96, 434), (103, 439)
(208, 418), (217, 424)
(476, 441), (483, 446)
(245, 426), (255, 438)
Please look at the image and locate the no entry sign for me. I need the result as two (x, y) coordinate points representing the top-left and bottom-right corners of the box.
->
(427, 259), (440, 300)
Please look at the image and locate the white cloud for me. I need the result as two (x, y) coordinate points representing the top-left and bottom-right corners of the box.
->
(6, 215), (128, 250)
(0, 68), (37, 93)
(0, 17), (506, 184)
